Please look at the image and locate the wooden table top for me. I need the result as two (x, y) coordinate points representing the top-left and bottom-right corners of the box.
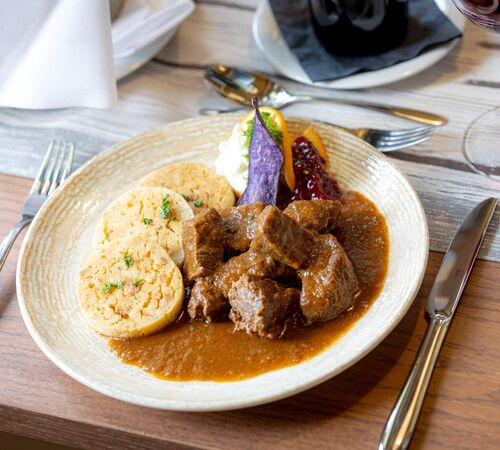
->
(1, 172), (499, 450)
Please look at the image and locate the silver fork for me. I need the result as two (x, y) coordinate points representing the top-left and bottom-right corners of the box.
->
(199, 107), (434, 152)
(0, 140), (75, 271)
(343, 124), (434, 152)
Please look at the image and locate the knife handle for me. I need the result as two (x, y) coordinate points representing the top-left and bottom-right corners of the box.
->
(378, 316), (451, 450)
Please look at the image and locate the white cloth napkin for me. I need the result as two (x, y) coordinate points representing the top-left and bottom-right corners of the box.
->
(0, 0), (117, 109)
(112, 0), (194, 59)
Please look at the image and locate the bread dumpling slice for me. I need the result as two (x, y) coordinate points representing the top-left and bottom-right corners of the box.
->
(94, 187), (193, 266)
(79, 235), (184, 338)
(140, 163), (235, 212)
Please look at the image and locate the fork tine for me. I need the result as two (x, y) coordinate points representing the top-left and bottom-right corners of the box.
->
(375, 128), (434, 144)
(47, 142), (67, 196)
(40, 141), (62, 195)
(371, 125), (434, 139)
(369, 127), (434, 142)
(377, 135), (431, 152)
(60, 142), (75, 183)
(30, 140), (56, 194)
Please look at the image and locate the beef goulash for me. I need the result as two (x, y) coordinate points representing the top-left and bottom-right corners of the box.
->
(79, 102), (390, 382)
(109, 192), (389, 381)
(183, 199), (360, 339)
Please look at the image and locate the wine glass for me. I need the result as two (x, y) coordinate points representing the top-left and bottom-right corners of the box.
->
(451, 0), (500, 32)
(450, 0), (500, 180)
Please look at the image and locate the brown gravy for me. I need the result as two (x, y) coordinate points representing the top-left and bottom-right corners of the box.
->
(109, 192), (389, 381)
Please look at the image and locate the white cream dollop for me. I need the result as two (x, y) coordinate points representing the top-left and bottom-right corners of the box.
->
(215, 121), (249, 196)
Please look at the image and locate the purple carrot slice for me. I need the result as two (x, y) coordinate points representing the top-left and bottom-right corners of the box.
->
(238, 99), (284, 206)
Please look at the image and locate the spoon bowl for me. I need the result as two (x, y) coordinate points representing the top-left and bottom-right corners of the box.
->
(205, 65), (277, 105)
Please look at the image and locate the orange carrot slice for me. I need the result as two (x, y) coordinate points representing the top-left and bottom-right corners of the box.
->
(303, 127), (328, 165)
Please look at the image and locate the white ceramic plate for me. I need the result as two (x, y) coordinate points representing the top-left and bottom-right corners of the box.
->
(17, 114), (428, 411)
(113, 0), (194, 81)
(252, 0), (465, 90)
(114, 28), (177, 80)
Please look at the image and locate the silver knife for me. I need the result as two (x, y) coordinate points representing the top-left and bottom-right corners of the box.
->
(378, 197), (498, 450)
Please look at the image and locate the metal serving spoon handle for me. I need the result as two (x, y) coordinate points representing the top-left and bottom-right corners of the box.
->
(288, 95), (447, 127)
(199, 102), (446, 127)
(199, 107), (245, 115)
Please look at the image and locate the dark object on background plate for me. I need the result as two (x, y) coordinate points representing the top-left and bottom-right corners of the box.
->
(310, 0), (408, 56)
(269, 0), (462, 82)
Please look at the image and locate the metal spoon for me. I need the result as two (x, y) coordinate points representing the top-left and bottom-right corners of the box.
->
(204, 65), (447, 127)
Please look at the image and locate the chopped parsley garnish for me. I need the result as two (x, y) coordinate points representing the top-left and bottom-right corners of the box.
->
(243, 111), (283, 148)
(159, 195), (172, 218)
(181, 193), (189, 201)
(185, 286), (191, 297)
(193, 200), (203, 207)
(248, 214), (254, 221)
(102, 281), (124, 293)
(124, 252), (133, 268)
(143, 218), (152, 225)
(133, 278), (144, 287)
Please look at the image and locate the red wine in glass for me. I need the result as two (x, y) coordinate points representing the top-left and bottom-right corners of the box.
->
(451, 0), (500, 32)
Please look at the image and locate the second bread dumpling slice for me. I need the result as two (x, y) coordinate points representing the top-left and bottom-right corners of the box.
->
(94, 187), (194, 266)
(139, 163), (235, 212)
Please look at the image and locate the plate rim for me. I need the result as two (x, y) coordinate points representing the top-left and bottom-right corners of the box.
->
(16, 114), (429, 411)
(252, 0), (466, 90)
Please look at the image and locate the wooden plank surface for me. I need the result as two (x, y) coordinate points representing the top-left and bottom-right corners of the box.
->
(0, 172), (499, 450)
(0, 1), (498, 260)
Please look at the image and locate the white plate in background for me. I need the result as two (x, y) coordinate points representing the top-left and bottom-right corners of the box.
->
(113, 0), (194, 80)
(252, 0), (465, 89)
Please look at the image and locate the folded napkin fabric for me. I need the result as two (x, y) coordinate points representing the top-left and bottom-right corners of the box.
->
(269, 0), (462, 82)
(112, 0), (194, 60)
(0, 0), (117, 109)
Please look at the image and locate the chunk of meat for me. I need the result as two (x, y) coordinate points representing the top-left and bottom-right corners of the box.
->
(250, 206), (314, 269)
(182, 208), (224, 283)
(299, 234), (359, 324)
(229, 275), (300, 339)
(215, 251), (292, 297)
(187, 277), (229, 322)
(220, 202), (264, 251)
(284, 199), (341, 233)
(188, 251), (292, 322)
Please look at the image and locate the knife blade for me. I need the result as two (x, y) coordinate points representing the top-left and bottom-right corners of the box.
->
(379, 197), (497, 450)
(427, 197), (498, 320)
